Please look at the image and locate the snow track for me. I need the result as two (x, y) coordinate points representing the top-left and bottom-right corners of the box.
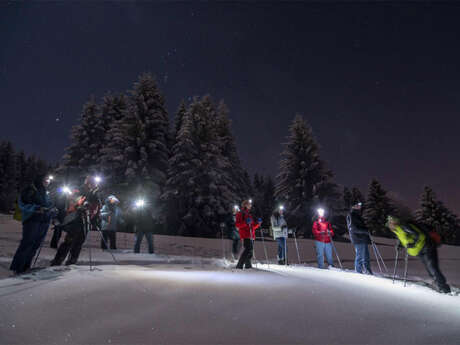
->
(1, 264), (460, 345)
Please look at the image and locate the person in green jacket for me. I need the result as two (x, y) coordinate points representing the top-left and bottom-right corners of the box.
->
(386, 216), (450, 293)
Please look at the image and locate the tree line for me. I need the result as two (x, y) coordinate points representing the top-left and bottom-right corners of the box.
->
(4, 72), (458, 244)
(0, 141), (51, 212)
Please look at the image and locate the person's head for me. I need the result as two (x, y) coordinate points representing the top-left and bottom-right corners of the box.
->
(352, 202), (363, 211)
(241, 200), (252, 210)
(34, 173), (49, 190)
(84, 176), (96, 189)
(107, 195), (119, 205)
(273, 209), (280, 219)
(386, 215), (400, 231)
(317, 208), (325, 219)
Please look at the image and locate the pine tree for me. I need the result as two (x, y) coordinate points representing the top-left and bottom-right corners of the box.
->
(363, 179), (393, 236)
(343, 187), (352, 210)
(62, 96), (102, 177)
(99, 93), (129, 186)
(173, 99), (187, 139)
(351, 187), (365, 205)
(275, 115), (336, 237)
(15, 150), (27, 192)
(164, 95), (237, 237)
(215, 100), (249, 201)
(123, 73), (170, 198)
(415, 186), (459, 243)
(0, 141), (17, 212)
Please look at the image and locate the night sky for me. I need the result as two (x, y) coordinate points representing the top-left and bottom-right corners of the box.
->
(1, 2), (460, 212)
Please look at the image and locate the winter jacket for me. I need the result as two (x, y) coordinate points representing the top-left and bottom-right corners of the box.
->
(101, 200), (124, 232)
(271, 215), (288, 239)
(346, 210), (371, 245)
(235, 208), (260, 240)
(390, 223), (426, 256)
(134, 207), (155, 233)
(312, 218), (334, 243)
(18, 184), (53, 224)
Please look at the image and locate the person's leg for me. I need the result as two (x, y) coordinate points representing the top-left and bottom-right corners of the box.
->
(325, 243), (334, 267)
(67, 227), (86, 265)
(24, 222), (50, 269)
(134, 232), (143, 253)
(101, 231), (108, 249)
(110, 232), (117, 250)
(236, 239), (249, 269)
(10, 221), (37, 273)
(50, 226), (62, 249)
(354, 244), (363, 273)
(145, 232), (154, 254)
(244, 239), (254, 268)
(52, 230), (74, 266)
(363, 245), (372, 274)
(277, 238), (284, 262)
(315, 241), (325, 268)
(419, 245), (450, 292)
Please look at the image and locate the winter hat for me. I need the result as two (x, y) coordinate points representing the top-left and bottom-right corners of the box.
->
(241, 200), (251, 208)
(107, 195), (120, 203)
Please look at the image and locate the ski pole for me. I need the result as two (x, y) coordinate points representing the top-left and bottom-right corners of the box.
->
(373, 241), (388, 272)
(220, 223), (226, 261)
(259, 225), (269, 266)
(392, 244), (400, 284)
(403, 249), (409, 287)
(293, 229), (301, 265)
(95, 225), (118, 265)
(371, 242), (382, 274)
(329, 232), (343, 269)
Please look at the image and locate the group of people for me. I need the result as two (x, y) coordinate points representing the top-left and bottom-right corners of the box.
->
(10, 173), (156, 275)
(10, 175), (451, 293)
(231, 199), (451, 293)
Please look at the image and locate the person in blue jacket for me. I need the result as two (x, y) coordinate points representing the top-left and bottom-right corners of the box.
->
(100, 195), (123, 250)
(10, 173), (54, 274)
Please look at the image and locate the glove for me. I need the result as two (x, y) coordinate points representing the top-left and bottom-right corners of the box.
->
(246, 218), (252, 225)
(257, 218), (262, 224)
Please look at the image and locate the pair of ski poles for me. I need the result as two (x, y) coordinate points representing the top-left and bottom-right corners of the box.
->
(392, 243), (409, 286)
(327, 231), (343, 269)
(369, 235), (388, 274)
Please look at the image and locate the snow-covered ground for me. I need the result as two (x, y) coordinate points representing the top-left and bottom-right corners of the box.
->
(1, 215), (460, 344)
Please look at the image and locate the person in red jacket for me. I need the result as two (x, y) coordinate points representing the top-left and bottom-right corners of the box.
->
(312, 208), (335, 269)
(235, 200), (261, 269)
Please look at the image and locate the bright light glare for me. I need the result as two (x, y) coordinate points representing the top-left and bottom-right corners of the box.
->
(317, 208), (325, 217)
(233, 205), (239, 210)
(94, 176), (102, 184)
(249, 199), (253, 203)
(279, 205), (285, 211)
(62, 186), (72, 195)
(48, 175), (54, 181)
(135, 199), (145, 208)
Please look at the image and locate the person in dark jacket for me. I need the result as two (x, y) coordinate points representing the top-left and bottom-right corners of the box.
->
(347, 202), (372, 274)
(229, 206), (241, 261)
(386, 216), (450, 293)
(51, 176), (101, 266)
(133, 199), (154, 254)
(235, 200), (261, 269)
(10, 174), (54, 274)
(100, 195), (123, 250)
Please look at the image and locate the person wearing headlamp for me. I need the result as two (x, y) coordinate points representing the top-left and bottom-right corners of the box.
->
(312, 208), (335, 269)
(235, 199), (261, 269)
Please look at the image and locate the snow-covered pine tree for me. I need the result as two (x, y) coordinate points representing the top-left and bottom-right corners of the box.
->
(15, 150), (27, 192)
(351, 187), (365, 205)
(173, 99), (187, 139)
(415, 186), (459, 243)
(0, 141), (17, 212)
(343, 187), (352, 210)
(122, 73), (170, 206)
(62, 96), (104, 177)
(363, 179), (393, 237)
(99, 93), (129, 186)
(164, 95), (236, 237)
(215, 100), (249, 202)
(275, 115), (336, 237)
